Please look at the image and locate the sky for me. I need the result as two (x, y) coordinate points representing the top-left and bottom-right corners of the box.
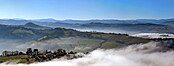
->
(0, 0), (174, 20)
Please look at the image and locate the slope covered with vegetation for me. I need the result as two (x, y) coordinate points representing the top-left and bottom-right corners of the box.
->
(0, 24), (150, 52)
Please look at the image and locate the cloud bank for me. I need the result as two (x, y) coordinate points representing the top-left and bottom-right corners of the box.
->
(1, 42), (174, 66)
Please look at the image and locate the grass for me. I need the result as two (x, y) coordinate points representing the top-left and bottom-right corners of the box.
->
(0, 55), (36, 64)
(12, 29), (35, 35)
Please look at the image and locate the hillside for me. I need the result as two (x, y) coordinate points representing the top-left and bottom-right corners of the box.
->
(0, 24), (150, 52)
(34, 21), (174, 34)
(23, 22), (51, 30)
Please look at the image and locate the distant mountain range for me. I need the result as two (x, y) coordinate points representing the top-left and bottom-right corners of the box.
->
(32, 18), (174, 24)
(1, 18), (174, 35)
(1, 18), (174, 24)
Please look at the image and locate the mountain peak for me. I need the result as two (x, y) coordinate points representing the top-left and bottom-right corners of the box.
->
(25, 22), (40, 27)
(24, 22), (51, 29)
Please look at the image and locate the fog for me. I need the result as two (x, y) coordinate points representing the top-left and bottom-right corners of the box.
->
(75, 28), (139, 35)
(131, 33), (174, 39)
(1, 42), (174, 66)
(0, 39), (25, 54)
(16, 37), (103, 52)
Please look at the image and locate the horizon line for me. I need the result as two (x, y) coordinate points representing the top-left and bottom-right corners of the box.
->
(0, 17), (174, 21)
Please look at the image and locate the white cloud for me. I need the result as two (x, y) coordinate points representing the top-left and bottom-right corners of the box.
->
(1, 42), (174, 66)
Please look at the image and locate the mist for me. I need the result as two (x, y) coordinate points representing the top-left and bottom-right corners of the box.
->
(16, 37), (103, 52)
(1, 42), (174, 66)
(0, 39), (25, 54)
(75, 28), (139, 35)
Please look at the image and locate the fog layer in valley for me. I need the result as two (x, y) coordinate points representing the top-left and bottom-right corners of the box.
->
(131, 33), (174, 39)
(16, 37), (103, 52)
(75, 28), (138, 35)
(0, 39), (25, 53)
(1, 42), (174, 66)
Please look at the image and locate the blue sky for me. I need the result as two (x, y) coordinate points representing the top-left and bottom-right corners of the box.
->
(0, 0), (174, 20)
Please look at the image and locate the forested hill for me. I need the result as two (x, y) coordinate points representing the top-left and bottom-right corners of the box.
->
(0, 24), (149, 46)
